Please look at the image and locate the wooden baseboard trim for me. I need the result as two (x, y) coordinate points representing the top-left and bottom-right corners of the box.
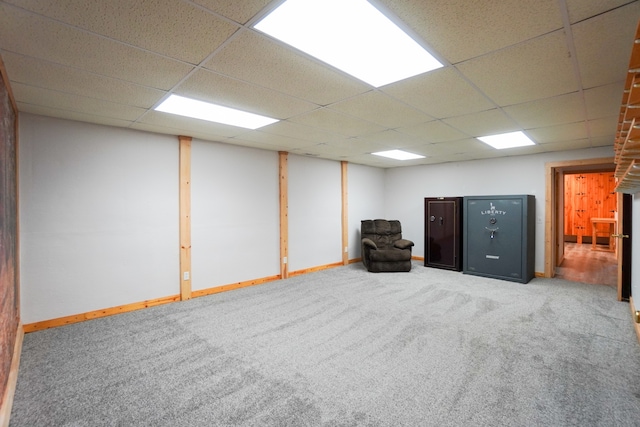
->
(23, 295), (180, 333)
(535, 272), (545, 278)
(191, 275), (281, 298)
(21, 259), (381, 333)
(0, 322), (24, 427)
(630, 297), (640, 344)
(411, 255), (425, 261)
(289, 262), (344, 277)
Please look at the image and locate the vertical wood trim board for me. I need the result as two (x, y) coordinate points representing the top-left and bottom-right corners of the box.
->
(279, 152), (289, 279)
(179, 136), (192, 300)
(0, 324), (23, 427)
(341, 161), (348, 265)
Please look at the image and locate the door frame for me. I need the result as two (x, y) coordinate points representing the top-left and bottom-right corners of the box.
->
(545, 157), (624, 298)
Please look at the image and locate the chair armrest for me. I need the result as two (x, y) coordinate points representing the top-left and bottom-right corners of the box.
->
(394, 239), (414, 249)
(362, 238), (378, 249)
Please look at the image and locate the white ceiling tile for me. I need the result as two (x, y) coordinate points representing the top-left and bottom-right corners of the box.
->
(137, 110), (250, 138)
(442, 109), (519, 137)
(436, 138), (495, 155)
(0, 4), (193, 89)
(352, 130), (424, 149)
(18, 103), (135, 129)
(289, 108), (386, 138)
(589, 135), (616, 147)
(503, 93), (586, 129)
(379, 0), (562, 63)
(203, 30), (370, 106)
(259, 120), (345, 144)
(565, 0), (632, 24)
(2, 52), (165, 108)
(456, 30), (577, 106)
(382, 67), (494, 119)
(396, 120), (473, 143)
(4, 0), (240, 64)
(322, 137), (398, 156)
(1, 0), (628, 167)
(537, 139), (593, 151)
(192, 0), (273, 25)
(13, 83), (146, 121)
(176, 69), (317, 119)
(328, 91), (433, 129)
(227, 130), (319, 151)
(587, 116), (618, 138)
(572, 2), (640, 88)
(584, 81), (626, 120)
(527, 122), (589, 143)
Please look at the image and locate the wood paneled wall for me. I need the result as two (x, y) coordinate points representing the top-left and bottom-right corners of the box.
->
(0, 53), (19, 426)
(564, 172), (616, 242)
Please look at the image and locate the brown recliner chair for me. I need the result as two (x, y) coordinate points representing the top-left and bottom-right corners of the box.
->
(361, 219), (414, 272)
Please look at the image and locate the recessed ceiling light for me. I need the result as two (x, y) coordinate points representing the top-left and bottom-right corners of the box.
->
(254, 0), (443, 87)
(477, 131), (536, 149)
(372, 149), (425, 160)
(155, 95), (279, 130)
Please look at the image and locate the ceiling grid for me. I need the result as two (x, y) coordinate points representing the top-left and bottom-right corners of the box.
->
(0, 0), (638, 167)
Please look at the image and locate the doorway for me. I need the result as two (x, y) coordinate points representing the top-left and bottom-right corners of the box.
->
(554, 172), (617, 286)
(545, 157), (629, 300)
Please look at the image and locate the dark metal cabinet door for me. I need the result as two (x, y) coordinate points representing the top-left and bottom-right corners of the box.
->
(465, 198), (524, 280)
(425, 197), (462, 271)
(463, 195), (535, 283)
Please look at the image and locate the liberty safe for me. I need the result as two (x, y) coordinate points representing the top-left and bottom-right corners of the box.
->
(425, 197), (463, 271)
(463, 195), (535, 283)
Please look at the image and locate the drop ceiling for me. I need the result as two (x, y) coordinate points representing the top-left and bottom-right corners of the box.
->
(1, 0), (638, 168)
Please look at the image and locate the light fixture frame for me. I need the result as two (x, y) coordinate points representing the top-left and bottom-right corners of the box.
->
(155, 94), (279, 130)
(253, 0), (443, 87)
(477, 131), (536, 150)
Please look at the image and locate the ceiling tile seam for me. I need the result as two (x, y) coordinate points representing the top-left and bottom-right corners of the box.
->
(0, 1), (231, 69)
(449, 27), (565, 66)
(243, 0), (287, 27)
(14, 99), (137, 122)
(450, 46), (570, 143)
(181, 0), (253, 26)
(260, 120), (352, 144)
(568, 0), (640, 25)
(246, 29), (376, 95)
(367, 0), (451, 69)
(7, 79), (155, 111)
(130, 26), (259, 127)
(557, 0), (593, 146)
(0, 49), (165, 107)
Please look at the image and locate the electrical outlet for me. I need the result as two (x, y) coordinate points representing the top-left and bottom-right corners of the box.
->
(183, 271), (190, 281)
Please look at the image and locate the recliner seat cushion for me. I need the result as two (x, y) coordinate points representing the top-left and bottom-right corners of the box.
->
(369, 248), (411, 262)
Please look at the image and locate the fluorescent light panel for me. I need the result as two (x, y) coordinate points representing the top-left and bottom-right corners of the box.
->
(372, 149), (425, 160)
(155, 95), (278, 130)
(477, 131), (535, 149)
(254, 0), (443, 87)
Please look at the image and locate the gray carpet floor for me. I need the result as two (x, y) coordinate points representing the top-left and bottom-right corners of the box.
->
(10, 262), (640, 426)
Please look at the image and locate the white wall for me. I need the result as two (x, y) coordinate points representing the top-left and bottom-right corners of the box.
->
(19, 114), (630, 324)
(19, 114), (179, 323)
(347, 163), (386, 259)
(384, 147), (613, 273)
(191, 140), (279, 289)
(288, 154), (342, 271)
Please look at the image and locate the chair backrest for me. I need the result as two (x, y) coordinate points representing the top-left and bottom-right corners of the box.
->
(361, 219), (403, 248)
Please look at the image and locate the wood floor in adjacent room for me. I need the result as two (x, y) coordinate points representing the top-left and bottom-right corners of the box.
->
(555, 242), (617, 287)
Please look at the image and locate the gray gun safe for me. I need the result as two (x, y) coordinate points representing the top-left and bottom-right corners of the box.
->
(463, 195), (535, 283)
(424, 197), (463, 271)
